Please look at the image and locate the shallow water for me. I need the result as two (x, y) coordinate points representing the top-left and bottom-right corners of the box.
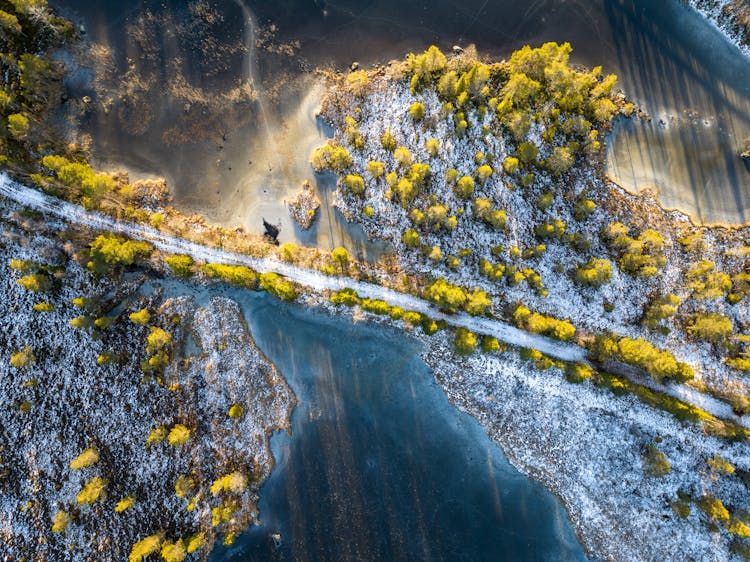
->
(57, 0), (750, 251)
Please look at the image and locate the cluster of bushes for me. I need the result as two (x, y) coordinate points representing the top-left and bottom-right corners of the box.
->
(424, 278), (491, 316)
(142, 326), (172, 374)
(86, 233), (153, 274)
(513, 305), (576, 341)
(202, 263), (258, 289)
(575, 258), (612, 287)
(686, 260), (733, 300)
(642, 294), (682, 329)
(603, 223), (666, 277)
(310, 142), (353, 173)
(328, 288), (440, 334)
(473, 197), (506, 230)
(40, 155), (120, 208)
(591, 335), (694, 383)
(687, 312), (733, 344)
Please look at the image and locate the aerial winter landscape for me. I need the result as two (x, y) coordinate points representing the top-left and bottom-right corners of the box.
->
(1, 1), (750, 561)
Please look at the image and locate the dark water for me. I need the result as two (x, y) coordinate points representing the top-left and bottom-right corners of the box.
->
(56, 0), (750, 234)
(207, 293), (587, 562)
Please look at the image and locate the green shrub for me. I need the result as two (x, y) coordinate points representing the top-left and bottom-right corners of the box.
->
(575, 258), (612, 286)
(366, 161), (385, 178)
(17, 272), (51, 292)
(481, 336), (502, 353)
(688, 313), (733, 343)
(202, 263), (258, 289)
(697, 496), (730, 522)
(455, 328), (478, 355)
(164, 255), (194, 278)
(10, 346), (35, 368)
(70, 447), (99, 470)
(642, 443), (671, 477)
(361, 299), (391, 315)
(129, 308), (151, 325)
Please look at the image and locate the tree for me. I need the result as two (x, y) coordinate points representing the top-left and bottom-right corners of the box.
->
(129, 533), (165, 562)
(310, 143), (352, 172)
(402, 228), (420, 248)
(409, 102), (425, 121)
(87, 233), (152, 273)
(424, 278), (467, 313)
(70, 447), (99, 470)
(687, 313), (733, 343)
(476, 164), (493, 183)
(502, 156), (519, 175)
(77, 476), (105, 504)
(342, 174), (365, 196)
(697, 496), (729, 522)
(331, 247), (349, 271)
(366, 161), (385, 178)
(260, 272), (297, 301)
(164, 255), (193, 278)
(455, 328), (477, 355)
(7, 112), (28, 139)
(381, 128), (397, 151)
(17, 272), (51, 292)
(425, 138), (440, 157)
(394, 146), (412, 168)
(454, 175), (474, 199)
(517, 142), (538, 164)
(642, 444), (671, 478)
(465, 288), (491, 316)
(10, 345), (34, 368)
(346, 70), (370, 96)
(51, 510), (71, 533)
(161, 540), (187, 562)
(546, 145), (574, 175)
(643, 294), (681, 328)
(115, 496), (135, 513)
(575, 258), (612, 286)
(129, 308), (151, 325)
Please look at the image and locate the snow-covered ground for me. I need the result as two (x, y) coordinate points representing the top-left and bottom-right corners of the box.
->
(425, 335), (750, 562)
(2, 174), (745, 428)
(322, 66), (750, 419)
(0, 205), (294, 560)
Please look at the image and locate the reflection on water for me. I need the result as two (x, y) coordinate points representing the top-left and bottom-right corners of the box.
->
(603, 0), (750, 224)
(207, 294), (587, 562)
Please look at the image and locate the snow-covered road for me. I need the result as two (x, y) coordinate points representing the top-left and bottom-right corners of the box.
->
(1, 173), (746, 427)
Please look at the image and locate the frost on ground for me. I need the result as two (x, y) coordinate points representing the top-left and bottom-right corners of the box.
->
(423, 333), (750, 562)
(687, 0), (750, 56)
(321, 47), (750, 415)
(0, 208), (294, 560)
(286, 181), (321, 230)
(315, 44), (750, 560)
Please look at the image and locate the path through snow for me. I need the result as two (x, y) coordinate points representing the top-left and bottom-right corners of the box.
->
(1, 173), (746, 427)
